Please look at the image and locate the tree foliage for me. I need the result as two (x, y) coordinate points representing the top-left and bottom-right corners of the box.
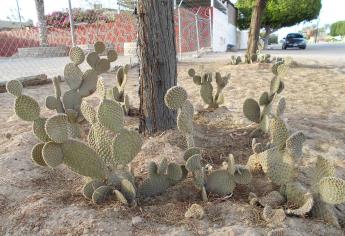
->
(330, 21), (345, 36)
(236, 0), (322, 31)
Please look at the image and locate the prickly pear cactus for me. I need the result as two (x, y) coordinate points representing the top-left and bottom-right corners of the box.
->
(164, 86), (195, 147)
(138, 158), (186, 197)
(308, 156), (345, 227)
(45, 42), (118, 138)
(188, 69), (230, 109)
(230, 55), (241, 65)
(243, 77), (285, 137)
(205, 154), (251, 197)
(107, 65), (131, 114)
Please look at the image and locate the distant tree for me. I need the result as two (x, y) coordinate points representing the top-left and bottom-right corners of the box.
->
(330, 21), (345, 37)
(246, 0), (267, 63)
(237, 0), (322, 47)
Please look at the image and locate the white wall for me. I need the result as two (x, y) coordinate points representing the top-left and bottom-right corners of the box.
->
(212, 7), (237, 52)
(237, 30), (248, 49)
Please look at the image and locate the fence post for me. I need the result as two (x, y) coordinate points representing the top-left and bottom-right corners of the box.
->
(68, 0), (76, 46)
(178, 0), (184, 61)
(209, 0), (213, 50)
(195, 7), (201, 56)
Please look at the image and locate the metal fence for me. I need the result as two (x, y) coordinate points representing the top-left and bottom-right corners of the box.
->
(0, 0), (211, 82)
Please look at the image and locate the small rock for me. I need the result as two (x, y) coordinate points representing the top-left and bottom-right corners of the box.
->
(185, 203), (205, 219)
(5, 133), (11, 139)
(132, 216), (143, 225)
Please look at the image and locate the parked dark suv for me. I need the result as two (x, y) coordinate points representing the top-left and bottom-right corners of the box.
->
(282, 33), (306, 50)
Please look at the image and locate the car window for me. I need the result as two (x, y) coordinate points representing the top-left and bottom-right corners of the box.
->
(287, 34), (303, 38)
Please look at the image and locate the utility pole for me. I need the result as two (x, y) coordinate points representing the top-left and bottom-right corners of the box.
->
(68, 0), (76, 46)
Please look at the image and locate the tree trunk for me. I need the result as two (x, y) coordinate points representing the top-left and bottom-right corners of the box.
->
(34, 0), (48, 47)
(245, 0), (267, 63)
(138, 0), (177, 134)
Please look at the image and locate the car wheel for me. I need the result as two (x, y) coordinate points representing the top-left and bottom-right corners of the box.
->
(299, 46), (306, 49)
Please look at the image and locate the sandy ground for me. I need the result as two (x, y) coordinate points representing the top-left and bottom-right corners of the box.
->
(0, 56), (345, 235)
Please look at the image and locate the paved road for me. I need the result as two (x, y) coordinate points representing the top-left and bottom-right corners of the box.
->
(265, 43), (345, 59)
(0, 43), (344, 82)
(181, 43), (345, 65)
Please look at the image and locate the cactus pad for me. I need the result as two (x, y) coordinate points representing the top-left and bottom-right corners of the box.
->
(69, 46), (85, 65)
(164, 86), (188, 109)
(79, 69), (98, 97)
(86, 52), (100, 68)
(96, 59), (110, 74)
(31, 143), (47, 166)
(311, 156), (335, 193)
(107, 49), (118, 62)
(200, 82), (213, 105)
(270, 77), (281, 94)
(15, 95), (40, 121)
(97, 99), (124, 133)
(45, 96), (58, 110)
(269, 117), (289, 150)
(64, 63), (83, 90)
(139, 176), (171, 197)
(233, 165), (252, 185)
(112, 129), (142, 165)
(80, 101), (97, 124)
(186, 154), (202, 172)
(243, 98), (260, 123)
(319, 177), (345, 204)
(62, 139), (107, 179)
(6, 80), (23, 97)
(120, 179), (136, 202)
(92, 185), (113, 204)
(285, 182), (314, 216)
(82, 179), (104, 200)
(205, 170), (235, 196)
(276, 97), (286, 117)
(33, 118), (50, 142)
(188, 68), (196, 77)
(183, 147), (201, 161)
(286, 131), (305, 159)
(45, 114), (69, 143)
(96, 79), (106, 99)
(265, 150), (296, 185)
(167, 163), (183, 181)
(259, 92), (270, 106)
(42, 142), (64, 168)
(62, 89), (82, 111)
(177, 108), (193, 134)
(94, 41), (106, 54)
(114, 189), (128, 205)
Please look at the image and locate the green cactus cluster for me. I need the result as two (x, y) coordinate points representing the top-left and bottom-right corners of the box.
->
(46, 41), (118, 138)
(107, 65), (131, 114)
(187, 68), (230, 109)
(139, 158), (187, 197)
(271, 57), (293, 77)
(257, 53), (271, 63)
(230, 55), (241, 65)
(246, 100), (345, 226)
(243, 77), (285, 137)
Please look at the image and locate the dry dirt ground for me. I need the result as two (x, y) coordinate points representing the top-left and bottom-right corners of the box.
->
(0, 57), (345, 236)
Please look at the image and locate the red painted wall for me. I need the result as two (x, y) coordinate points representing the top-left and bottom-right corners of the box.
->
(0, 9), (210, 57)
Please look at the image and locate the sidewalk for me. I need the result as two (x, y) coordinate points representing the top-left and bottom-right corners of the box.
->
(0, 55), (138, 82)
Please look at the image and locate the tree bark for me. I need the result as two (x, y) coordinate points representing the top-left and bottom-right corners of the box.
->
(245, 0), (267, 63)
(34, 0), (48, 47)
(138, 0), (177, 134)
